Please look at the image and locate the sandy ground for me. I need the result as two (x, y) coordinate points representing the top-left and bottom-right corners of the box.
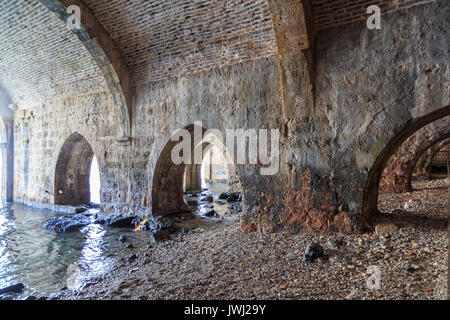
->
(58, 178), (448, 300)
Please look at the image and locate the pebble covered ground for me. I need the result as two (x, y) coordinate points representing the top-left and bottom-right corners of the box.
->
(59, 178), (448, 300)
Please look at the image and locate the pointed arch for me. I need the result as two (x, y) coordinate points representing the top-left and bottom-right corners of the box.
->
(54, 132), (98, 205)
(362, 105), (450, 217)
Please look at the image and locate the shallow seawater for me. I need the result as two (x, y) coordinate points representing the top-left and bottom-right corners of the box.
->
(0, 181), (239, 300)
(0, 203), (150, 300)
(183, 180), (234, 217)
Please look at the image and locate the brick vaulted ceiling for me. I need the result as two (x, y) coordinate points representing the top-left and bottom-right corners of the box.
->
(83, 0), (278, 86)
(0, 0), (108, 108)
(82, 0), (435, 87)
(0, 0), (436, 107)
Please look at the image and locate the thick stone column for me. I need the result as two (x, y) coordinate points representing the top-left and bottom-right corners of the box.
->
(184, 164), (202, 193)
(5, 120), (14, 202)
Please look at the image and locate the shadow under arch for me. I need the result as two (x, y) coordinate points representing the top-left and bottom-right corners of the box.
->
(183, 143), (213, 193)
(413, 138), (450, 183)
(54, 132), (98, 205)
(184, 132), (239, 193)
(405, 133), (450, 189)
(152, 124), (242, 216)
(362, 105), (450, 218)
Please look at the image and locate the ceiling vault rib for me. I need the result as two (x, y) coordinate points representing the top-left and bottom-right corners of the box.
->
(38, 0), (132, 140)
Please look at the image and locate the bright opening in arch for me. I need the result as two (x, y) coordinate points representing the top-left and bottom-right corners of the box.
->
(90, 156), (100, 204)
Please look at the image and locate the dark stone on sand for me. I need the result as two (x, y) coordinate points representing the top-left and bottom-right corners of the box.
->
(303, 243), (324, 264)
(0, 283), (25, 295)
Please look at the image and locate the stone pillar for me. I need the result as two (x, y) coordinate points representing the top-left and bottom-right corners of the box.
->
(0, 111), (14, 202)
(5, 120), (13, 202)
(184, 164), (202, 193)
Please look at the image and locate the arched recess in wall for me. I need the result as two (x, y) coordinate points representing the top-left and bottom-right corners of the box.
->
(54, 132), (100, 206)
(378, 117), (450, 194)
(183, 143), (213, 193)
(413, 139), (450, 180)
(184, 134), (240, 193)
(362, 105), (450, 218)
(406, 136), (450, 187)
(152, 124), (242, 216)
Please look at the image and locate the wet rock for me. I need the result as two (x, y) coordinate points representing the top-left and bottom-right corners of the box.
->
(43, 214), (92, 233)
(226, 192), (241, 203)
(0, 283), (25, 295)
(140, 216), (173, 233)
(205, 210), (217, 217)
(228, 203), (242, 211)
(88, 202), (100, 209)
(125, 254), (137, 263)
(125, 243), (134, 249)
(302, 243), (324, 264)
(118, 235), (127, 243)
(75, 207), (87, 214)
(151, 229), (171, 242)
(24, 296), (37, 300)
(93, 215), (106, 224)
(187, 200), (198, 207)
(375, 222), (398, 234)
(219, 192), (230, 200)
(201, 196), (214, 203)
(105, 215), (137, 228)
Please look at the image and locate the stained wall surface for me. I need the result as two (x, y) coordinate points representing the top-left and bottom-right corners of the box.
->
(8, 0), (449, 233)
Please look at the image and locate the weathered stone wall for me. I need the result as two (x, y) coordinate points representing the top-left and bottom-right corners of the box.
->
(131, 56), (284, 217)
(13, 92), (132, 213)
(312, 0), (435, 31)
(0, 86), (14, 202)
(311, 0), (447, 217)
(12, 0), (449, 235)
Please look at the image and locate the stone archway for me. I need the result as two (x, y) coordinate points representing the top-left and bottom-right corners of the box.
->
(413, 139), (450, 180)
(54, 132), (97, 205)
(183, 143), (213, 193)
(378, 116), (450, 194)
(184, 141), (240, 193)
(362, 106), (450, 218)
(152, 124), (241, 216)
